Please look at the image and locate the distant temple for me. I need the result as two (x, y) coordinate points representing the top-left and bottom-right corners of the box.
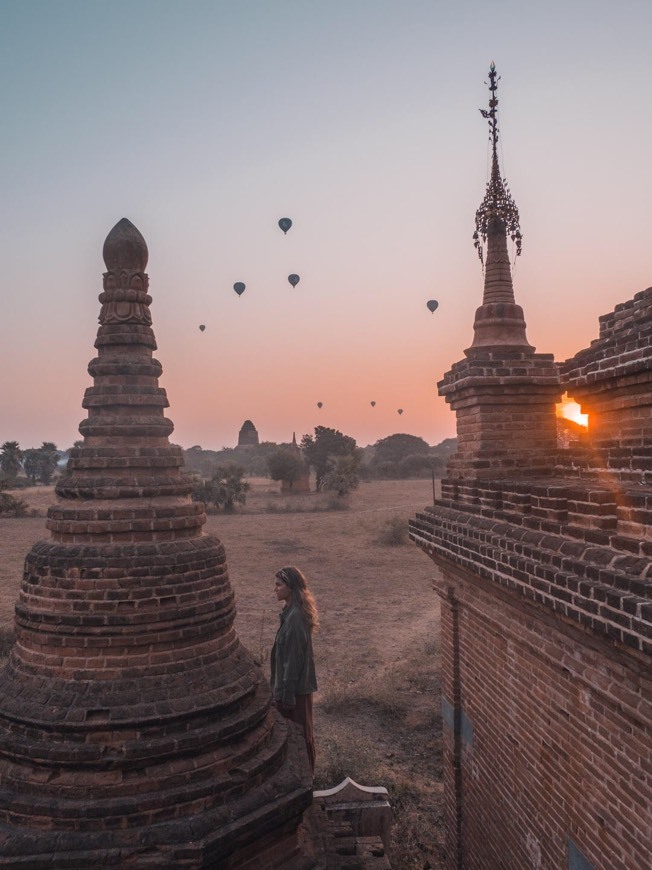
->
(237, 419), (259, 448)
(411, 65), (651, 869)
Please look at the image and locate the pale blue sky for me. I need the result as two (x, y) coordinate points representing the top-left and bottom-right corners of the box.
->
(1, 0), (651, 449)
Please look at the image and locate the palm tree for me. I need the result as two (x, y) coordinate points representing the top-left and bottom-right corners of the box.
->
(192, 464), (250, 513)
(22, 449), (41, 485)
(37, 442), (60, 485)
(322, 452), (361, 497)
(0, 441), (23, 486)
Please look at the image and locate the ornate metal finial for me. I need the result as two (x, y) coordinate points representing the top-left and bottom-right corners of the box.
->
(473, 63), (522, 267)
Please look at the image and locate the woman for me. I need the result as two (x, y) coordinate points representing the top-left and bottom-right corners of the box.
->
(271, 566), (318, 774)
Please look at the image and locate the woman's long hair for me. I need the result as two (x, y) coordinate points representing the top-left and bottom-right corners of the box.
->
(276, 566), (319, 631)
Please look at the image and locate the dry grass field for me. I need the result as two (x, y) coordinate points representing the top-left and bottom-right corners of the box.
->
(0, 479), (444, 868)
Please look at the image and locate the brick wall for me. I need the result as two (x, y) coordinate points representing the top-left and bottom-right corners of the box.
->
(434, 568), (650, 870)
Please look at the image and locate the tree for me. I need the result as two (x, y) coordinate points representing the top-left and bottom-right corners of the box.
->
(19, 443), (60, 485)
(192, 464), (250, 513)
(267, 449), (306, 490)
(36, 442), (60, 485)
(321, 453), (361, 497)
(366, 434), (436, 479)
(183, 442), (289, 478)
(0, 441), (23, 485)
(22, 449), (41, 484)
(372, 434), (431, 465)
(300, 427), (357, 491)
(398, 453), (446, 478)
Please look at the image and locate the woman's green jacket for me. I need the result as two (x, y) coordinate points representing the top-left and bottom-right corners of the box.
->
(271, 604), (317, 708)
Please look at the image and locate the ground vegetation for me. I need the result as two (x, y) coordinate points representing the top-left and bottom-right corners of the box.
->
(191, 463), (251, 512)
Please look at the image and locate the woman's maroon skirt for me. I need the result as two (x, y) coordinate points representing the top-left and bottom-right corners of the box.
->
(274, 694), (316, 774)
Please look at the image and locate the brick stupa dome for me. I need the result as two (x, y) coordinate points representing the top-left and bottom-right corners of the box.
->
(0, 219), (311, 867)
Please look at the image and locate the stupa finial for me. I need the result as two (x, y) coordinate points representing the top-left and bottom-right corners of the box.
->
(102, 217), (148, 271)
(467, 64), (531, 348)
(473, 63), (522, 268)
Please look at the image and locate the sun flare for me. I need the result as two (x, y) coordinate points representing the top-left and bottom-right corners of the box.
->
(556, 394), (588, 427)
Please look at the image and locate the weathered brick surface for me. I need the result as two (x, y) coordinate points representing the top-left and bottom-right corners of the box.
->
(0, 219), (312, 867)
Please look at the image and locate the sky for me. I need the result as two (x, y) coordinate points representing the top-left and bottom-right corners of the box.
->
(1, 0), (651, 451)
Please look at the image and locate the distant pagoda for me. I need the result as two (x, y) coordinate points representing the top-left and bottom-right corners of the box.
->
(238, 419), (259, 448)
(0, 219), (311, 867)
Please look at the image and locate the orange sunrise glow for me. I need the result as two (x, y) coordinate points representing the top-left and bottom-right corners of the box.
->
(556, 394), (588, 428)
(2, 3), (651, 455)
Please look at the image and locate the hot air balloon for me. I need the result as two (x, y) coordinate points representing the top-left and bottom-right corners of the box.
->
(370, 401), (376, 407)
(317, 402), (323, 409)
(397, 408), (404, 415)
(233, 282), (246, 296)
(427, 299), (439, 313)
(199, 324), (206, 332)
(278, 217), (292, 234)
(288, 274), (300, 288)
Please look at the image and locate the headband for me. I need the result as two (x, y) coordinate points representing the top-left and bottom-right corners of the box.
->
(276, 568), (295, 589)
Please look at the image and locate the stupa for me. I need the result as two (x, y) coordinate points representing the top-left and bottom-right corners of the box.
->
(439, 62), (560, 481)
(0, 219), (312, 867)
(237, 420), (259, 448)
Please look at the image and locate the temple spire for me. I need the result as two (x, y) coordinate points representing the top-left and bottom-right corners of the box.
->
(469, 63), (531, 348)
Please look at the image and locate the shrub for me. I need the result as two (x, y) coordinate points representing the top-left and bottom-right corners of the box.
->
(0, 493), (29, 518)
(377, 515), (408, 546)
(192, 464), (250, 513)
(320, 493), (350, 511)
